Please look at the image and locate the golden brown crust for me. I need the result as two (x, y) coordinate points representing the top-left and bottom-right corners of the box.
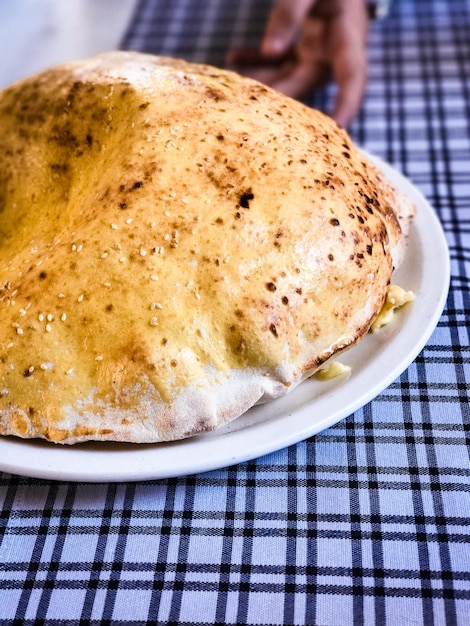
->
(0, 52), (414, 444)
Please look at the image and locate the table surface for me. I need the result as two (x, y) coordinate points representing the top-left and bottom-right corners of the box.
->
(1, 0), (470, 624)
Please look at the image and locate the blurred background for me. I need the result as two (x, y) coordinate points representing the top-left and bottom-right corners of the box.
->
(0, 0), (139, 88)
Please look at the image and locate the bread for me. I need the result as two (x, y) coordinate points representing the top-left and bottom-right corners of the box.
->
(0, 52), (415, 444)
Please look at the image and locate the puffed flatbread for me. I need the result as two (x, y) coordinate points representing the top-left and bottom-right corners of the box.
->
(0, 52), (415, 443)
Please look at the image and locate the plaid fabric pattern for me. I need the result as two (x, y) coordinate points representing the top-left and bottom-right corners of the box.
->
(1, 0), (470, 624)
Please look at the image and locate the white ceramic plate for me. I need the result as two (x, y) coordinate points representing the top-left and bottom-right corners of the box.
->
(0, 156), (450, 482)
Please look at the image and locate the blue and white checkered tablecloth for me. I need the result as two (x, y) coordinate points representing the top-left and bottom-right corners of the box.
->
(1, 1), (470, 624)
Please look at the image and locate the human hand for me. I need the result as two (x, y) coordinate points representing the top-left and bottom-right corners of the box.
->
(226, 0), (369, 127)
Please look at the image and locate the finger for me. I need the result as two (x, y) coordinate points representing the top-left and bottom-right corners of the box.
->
(231, 64), (295, 88)
(268, 60), (329, 100)
(244, 59), (300, 90)
(328, 1), (368, 126)
(331, 53), (367, 127)
(262, 0), (318, 57)
(226, 48), (269, 67)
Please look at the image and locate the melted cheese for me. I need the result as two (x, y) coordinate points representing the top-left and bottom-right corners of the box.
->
(314, 361), (351, 381)
(370, 285), (415, 333)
